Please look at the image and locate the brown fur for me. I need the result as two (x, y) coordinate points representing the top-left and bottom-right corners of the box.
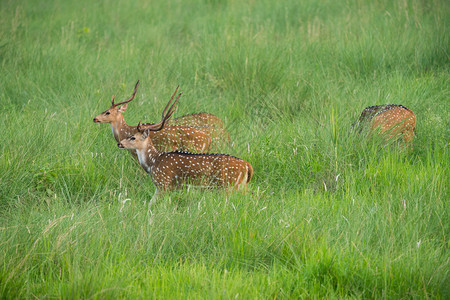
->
(351, 104), (416, 145)
(118, 130), (252, 192)
(169, 112), (232, 143)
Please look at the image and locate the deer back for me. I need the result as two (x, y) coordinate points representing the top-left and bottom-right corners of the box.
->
(141, 124), (212, 153)
(169, 112), (231, 143)
(352, 104), (416, 143)
(370, 105), (416, 143)
(170, 112), (225, 128)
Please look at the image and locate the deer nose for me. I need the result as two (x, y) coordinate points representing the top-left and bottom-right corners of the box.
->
(118, 142), (123, 148)
(93, 118), (98, 123)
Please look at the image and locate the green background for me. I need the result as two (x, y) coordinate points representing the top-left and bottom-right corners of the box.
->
(0, 0), (448, 298)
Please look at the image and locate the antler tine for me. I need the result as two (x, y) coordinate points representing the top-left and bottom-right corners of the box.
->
(145, 90), (182, 132)
(111, 95), (115, 106)
(137, 121), (143, 132)
(161, 85), (179, 120)
(114, 80), (140, 106)
(164, 92), (182, 122)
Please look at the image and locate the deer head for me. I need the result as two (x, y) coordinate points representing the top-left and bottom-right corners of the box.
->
(93, 80), (140, 123)
(118, 87), (181, 149)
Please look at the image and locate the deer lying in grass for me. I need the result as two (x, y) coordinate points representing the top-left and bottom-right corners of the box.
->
(93, 81), (212, 156)
(351, 104), (416, 147)
(117, 90), (253, 202)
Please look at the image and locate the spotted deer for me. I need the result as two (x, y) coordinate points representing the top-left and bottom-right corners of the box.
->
(117, 93), (253, 202)
(351, 104), (416, 146)
(93, 81), (212, 155)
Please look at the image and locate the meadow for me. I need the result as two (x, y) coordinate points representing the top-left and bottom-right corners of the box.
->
(0, 0), (449, 298)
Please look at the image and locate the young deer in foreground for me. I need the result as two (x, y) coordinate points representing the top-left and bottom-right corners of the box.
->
(117, 91), (253, 202)
(93, 81), (212, 156)
(351, 104), (416, 146)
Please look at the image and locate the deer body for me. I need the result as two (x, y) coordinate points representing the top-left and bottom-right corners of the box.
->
(128, 138), (252, 192)
(171, 112), (225, 128)
(140, 123), (212, 152)
(351, 104), (416, 145)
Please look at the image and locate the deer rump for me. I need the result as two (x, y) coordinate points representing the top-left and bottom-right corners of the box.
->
(351, 104), (416, 141)
(169, 112), (231, 143)
(150, 152), (252, 190)
(170, 112), (225, 128)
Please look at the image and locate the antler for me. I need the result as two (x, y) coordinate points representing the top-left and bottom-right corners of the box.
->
(160, 85), (179, 121)
(112, 80), (140, 107)
(137, 121), (143, 132)
(140, 86), (182, 132)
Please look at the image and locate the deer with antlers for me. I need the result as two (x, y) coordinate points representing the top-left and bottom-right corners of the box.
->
(117, 89), (253, 202)
(93, 81), (212, 156)
(351, 104), (416, 146)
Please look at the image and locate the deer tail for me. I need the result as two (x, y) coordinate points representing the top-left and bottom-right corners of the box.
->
(246, 162), (253, 183)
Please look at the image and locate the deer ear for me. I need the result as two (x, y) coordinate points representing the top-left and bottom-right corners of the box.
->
(142, 129), (149, 139)
(118, 103), (128, 113)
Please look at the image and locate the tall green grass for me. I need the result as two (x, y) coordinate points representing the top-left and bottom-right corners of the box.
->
(1, 0), (448, 298)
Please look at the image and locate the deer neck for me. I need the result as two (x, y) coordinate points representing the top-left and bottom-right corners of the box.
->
(110, 115), (134, 142)
(135, 141), (161, 175)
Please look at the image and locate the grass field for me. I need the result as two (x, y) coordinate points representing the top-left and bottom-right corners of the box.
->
(1, 0), (449, 298)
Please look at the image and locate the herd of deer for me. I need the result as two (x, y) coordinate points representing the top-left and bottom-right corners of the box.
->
(93, 81), (416, 202)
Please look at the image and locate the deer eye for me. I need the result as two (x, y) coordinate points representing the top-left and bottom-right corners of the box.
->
(129, 137), (136, 141)
(105, 112), (110, 115)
